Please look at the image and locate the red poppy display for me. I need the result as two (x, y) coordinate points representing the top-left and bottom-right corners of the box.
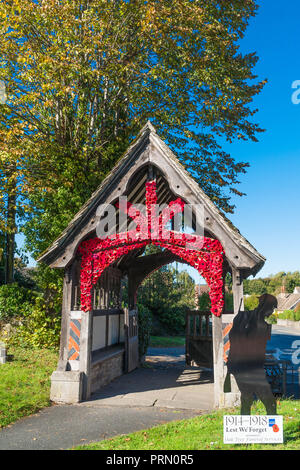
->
(78, 181), (225, 316)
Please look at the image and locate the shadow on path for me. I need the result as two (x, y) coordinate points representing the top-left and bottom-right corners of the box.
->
(85, 347), (214, 410)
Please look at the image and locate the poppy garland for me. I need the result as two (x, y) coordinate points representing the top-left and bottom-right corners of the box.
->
(78, 181), (225, 316)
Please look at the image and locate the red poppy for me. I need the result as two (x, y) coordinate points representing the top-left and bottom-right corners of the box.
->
(78, 181), (225, 316)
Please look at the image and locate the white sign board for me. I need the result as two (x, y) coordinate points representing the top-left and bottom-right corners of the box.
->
(223, 415), (283, 444)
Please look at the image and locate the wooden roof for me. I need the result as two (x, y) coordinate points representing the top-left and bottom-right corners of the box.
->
(38, 121), (265, 277)
(276, 292), (300, 311)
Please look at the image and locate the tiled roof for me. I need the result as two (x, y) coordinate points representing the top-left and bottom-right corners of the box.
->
(276, 293), (300, 311)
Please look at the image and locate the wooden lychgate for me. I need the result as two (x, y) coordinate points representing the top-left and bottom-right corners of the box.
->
(186, 310), (213, 368)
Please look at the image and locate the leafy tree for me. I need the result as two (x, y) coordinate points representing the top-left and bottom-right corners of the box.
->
(244, 294), (259, 311)
(0, 0), (265, 264)
(243, 272), (300, 296)
(0, 123), (20, 284)
(0, 283), (37, 322)
(138, 264), (195, 334)
(244, 278), (267, 295)
(198, 291), (211, 311)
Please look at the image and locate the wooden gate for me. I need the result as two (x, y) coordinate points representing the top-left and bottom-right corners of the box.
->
(186, 310), (213, 368)
(124, 307), (139, 372)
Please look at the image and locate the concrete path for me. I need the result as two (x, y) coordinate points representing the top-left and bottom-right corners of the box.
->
(83, 346), (213, 410)
(0, 348), (213, 450)
(85, 362), (213, 411)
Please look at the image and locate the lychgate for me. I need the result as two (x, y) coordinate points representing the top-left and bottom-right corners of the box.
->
(38, 122), (265, 408)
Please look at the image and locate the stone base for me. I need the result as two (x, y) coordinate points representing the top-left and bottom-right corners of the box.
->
(214, 390), (241, 409)
(50, 370), (83, 404)
(224, 392), (241, 408)
(90, 348), (124, 394)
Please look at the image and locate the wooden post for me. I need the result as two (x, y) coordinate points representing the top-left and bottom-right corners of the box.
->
(225, 266), (244, 402)
(57, 266), (73, 369)
(232, 266), (244, 314)
(212, 268), (244, 409)
(212, 314), (225, 408)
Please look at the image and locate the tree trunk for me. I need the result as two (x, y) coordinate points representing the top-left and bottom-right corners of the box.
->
(4, 182), (17, 284)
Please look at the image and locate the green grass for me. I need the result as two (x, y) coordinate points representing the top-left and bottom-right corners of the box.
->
(74, 399), (300, 450)
(149, 336), (185, 348)
(0, 346), (58, 428)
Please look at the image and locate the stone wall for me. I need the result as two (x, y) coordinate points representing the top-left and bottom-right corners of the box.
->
(277, 319), (300, 330)
(90, 349), (125, 394)
(0, 342), (6, 364)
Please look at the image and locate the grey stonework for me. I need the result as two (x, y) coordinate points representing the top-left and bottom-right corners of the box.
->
(0, 343), (7, 364)
(90, 351), (124, 394)
(50, 371), (83, 404)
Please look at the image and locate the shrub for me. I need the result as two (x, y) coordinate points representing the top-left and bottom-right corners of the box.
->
(244, 294), (259, 311)
(294, 310), (300, 322)
(155, 306), (186, 335)
(198, 292), (210, 311)
(278, 310), (298, 321)
(9, 296), (61, 350)
(137, 303), (152, 359)
(225, 293), (234, 312)
(267, 314), (277, 324)
(4, 276), (63, 350)
(0, 283), (37, 322)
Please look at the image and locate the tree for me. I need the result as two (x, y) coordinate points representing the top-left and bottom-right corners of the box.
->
(244, 294), (259, 311)
(0, 0), (265, 263)
(244, 278), (267, 295)
(243, 272), (300, 296)
(138, 263), (195, 333)
(0, 122), (20, 284)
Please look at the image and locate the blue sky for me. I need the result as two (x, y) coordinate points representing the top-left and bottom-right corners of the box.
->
(19, 0), (300, 281)
(221, 0), (300, 278)
(179, 0), (300, 284)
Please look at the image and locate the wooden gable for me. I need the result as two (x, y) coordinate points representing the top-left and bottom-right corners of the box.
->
(38, 121), (265, 277)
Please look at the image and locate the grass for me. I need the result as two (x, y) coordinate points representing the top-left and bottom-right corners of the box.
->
(0, 346), (58, 428)
(74, 399), (300, 450)
(149, 336), (185, 348)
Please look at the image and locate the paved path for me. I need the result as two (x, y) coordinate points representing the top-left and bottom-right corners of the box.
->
(1, 326), (298, 450)
(0, 404), (202, 450)
(0, 348), (213, 450)
(86, 361), (213, 410)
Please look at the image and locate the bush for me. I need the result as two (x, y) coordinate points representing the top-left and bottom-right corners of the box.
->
(3, 275), (63, 350)
(278, 310), (300, 321)
(267, 314), (277, 324)
(244, 294), (259, 311)
(137, 303), (152, 359)
(0, 283), (37, 322)
(294, 310), (300, 322)
(154, 306), (186, 335)
(198, 292), (210, 311)
(9, 296), (61, 350)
